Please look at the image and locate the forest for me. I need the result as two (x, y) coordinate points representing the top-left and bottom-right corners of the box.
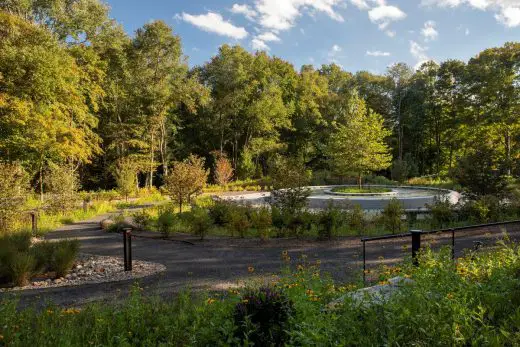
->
(1, 0), (519, 196)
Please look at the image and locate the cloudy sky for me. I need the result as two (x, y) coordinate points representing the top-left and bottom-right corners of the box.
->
(105, 0), (520, 73)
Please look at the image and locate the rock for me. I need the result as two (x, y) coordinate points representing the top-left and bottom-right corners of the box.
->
(53, 278), (63, 284)
(75, 264), (83, 270)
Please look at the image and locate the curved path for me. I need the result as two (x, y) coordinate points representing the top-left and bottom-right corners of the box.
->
(3, 210), (519, 307)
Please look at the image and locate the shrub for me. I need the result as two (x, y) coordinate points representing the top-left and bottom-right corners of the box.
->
(132, 209), (153, 230)
(233, 287), (294, 346)
(105, 213), (127, 233)
(250, 207), (272, 240)
(269, 156), (311, 215)
(227, 206), (251, 238)
(208, 200), (232, 226)
(51, 240), (79, 278)
(157, 207), (177, 236)
(189, 207), (213, 240)
(347, 204), (365, 235)
(458, 195), (502, 223)
(318, 203), (342, 240)
(9, 252), (36, 287)
(428, 197), (456, 228)
(381, 198), (405, 234)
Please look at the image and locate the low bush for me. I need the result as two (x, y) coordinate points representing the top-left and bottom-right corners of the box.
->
(227, 206), (251, 238)
(346, 204), (365, 235)
(250, 207), (272, 240)
(318, 204), (343, 240)
(380, 198), (405, 234)
(157, 207), (177, 236)
(428, 197), (456, 228)
(0, 234), (78, 287)
(189, 207), (213, 240)
(234, 286), (294, 346)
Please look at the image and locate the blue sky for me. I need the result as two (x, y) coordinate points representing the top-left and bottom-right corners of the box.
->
(105, 0), (520, 73)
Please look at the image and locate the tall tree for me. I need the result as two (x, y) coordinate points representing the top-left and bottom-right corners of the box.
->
(326, 96), (392, 188)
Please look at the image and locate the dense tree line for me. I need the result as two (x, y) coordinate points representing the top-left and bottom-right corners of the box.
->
(1, 1), (519, 194)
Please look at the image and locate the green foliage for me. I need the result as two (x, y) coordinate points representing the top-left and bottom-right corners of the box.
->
(327, 96), (392, 187)
(381, 198), (405, 234)
(214, 153), (234, 186)
(0, 162), (28, 234)
(189, 207), (213, 240)
(270, 157), (311, 215)
(318, 203), (343, 240)
(113, 158), (137, 201)
(331, 186), (392, 194)
(3, 242), (520, 345)
(428, 197), (456, 228)
(44, 163), (80, 212)
(250, 207), (272, 240)
(156, 207), (178, 236)
(234, 286), (295, 346)
(346, 204), (365, 235)
(226, 205), (251, 238)
(0, 234), (78, 287)
(163, 155), (209, 212)
(458, 195), (503, 223)
(454, 142), (509, 197)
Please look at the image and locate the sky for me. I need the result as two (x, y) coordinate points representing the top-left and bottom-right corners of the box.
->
(104, 0), (520, 74)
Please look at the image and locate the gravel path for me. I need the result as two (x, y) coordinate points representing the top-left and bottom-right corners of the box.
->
(3, 210), (520, 308)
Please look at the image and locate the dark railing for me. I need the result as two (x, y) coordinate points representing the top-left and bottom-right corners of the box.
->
(361, 220), (520, 284)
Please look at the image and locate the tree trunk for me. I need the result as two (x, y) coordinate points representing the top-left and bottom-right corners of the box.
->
(358, 174), (362, 190)
(39, 162), (44, 202)
(179, 198), (183, 213)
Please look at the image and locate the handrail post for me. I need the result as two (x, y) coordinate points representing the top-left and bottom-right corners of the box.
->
(30, 211), (38, 234)
(411, 230), (422, 266)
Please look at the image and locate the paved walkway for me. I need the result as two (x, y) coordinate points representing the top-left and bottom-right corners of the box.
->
(3, 212), (520, 307)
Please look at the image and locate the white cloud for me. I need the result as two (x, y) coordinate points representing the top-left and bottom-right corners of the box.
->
(385, 30), (396, 37)
(496, 6), (520, 27)
(421, 20), (439, 41)
(422, 0), (520, 27)
(254, 0), (345, 31)
(410, 40), (430, 69)
(180, 12), (248, 39)
(350, 0), (370, 10)
(257, 32), (281, 42)
(231, 4), (258, 20)
(465, 27), (471, 35)
(332, 44), (342, 52)
(369, 5), (407, 28)
(366, 50), (391, 56)
(252, 38), (270, 50)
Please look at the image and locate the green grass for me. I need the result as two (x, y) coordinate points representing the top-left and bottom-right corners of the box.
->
(1, 241), (520, 345)
(331, 186), (393, 194)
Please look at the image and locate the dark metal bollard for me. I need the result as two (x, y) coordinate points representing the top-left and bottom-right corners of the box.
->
(30, 212), (38, 234)
(123, 228), (132, 271)
(362, 240), (366, 285)
(451, 229), (455, 260)
(411, 230), (422, 266)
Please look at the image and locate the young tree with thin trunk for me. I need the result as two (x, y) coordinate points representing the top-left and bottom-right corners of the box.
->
(164, 155), (208, 212)
(214, 153), (234, 186)
(327, 97), (392, 188)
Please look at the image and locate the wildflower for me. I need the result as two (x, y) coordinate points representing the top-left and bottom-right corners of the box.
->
(248, 266), (255, 273)
(242, 299), (249, 304)
(282, 250), (288, 256)
(306, 289), (314, 295)
(378, 256), (384, 261)
(206, 298), (216, 305)
(297, 264), (304, 271)
(316, 259), (321, 265)
(312, 272), (320, 278)
(62, 308), (81, 315)
(446, 293), (454, 300)
(378, 280), (389, 286)
(46, 309), (53, 315)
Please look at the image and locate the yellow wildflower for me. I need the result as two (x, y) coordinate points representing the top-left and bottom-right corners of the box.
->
(206, 298), (216, 305)
(248, 266), (255, 273)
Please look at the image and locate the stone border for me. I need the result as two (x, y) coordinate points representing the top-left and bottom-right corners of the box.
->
(0, 253), (166, 292)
